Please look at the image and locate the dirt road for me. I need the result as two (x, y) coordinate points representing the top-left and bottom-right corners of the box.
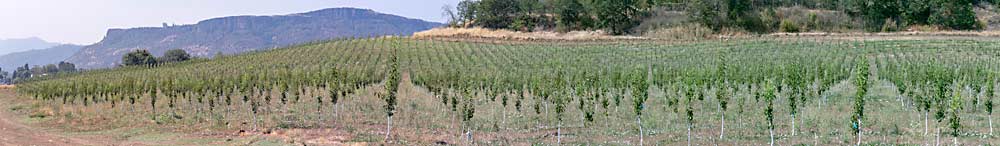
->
(0, 89), (109, 146)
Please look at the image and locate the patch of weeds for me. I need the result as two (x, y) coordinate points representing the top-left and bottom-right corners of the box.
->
(153, 113), (183, 125)
(9, 105), (25, 111)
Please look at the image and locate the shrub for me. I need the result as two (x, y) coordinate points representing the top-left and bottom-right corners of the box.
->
(929, 0), (980, 30)
(780, 19), (801, 32)
(881, 18), (900, 32)
(159, 49), (192, 63)
(121, 50), (157, 67)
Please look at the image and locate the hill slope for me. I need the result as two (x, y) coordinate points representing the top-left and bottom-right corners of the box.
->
(0, 37), (61, 56)
(66, 7), (441, 69)
(0, 45), (83, 70)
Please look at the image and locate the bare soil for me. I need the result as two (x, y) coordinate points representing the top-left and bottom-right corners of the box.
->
(0, 89), (113, 146)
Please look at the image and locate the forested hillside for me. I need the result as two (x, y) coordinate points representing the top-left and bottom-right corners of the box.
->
(447, 0), (999, 34)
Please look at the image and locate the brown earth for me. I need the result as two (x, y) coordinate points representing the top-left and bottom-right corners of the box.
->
(0, 89), (113, 146)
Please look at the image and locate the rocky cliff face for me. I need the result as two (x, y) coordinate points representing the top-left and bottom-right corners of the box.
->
(66, 8), (441, 69)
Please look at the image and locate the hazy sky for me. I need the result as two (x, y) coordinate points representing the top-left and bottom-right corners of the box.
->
(0, 0), (461, 45)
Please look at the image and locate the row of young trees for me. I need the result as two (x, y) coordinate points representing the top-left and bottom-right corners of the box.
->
(14, 37), (1000, 144)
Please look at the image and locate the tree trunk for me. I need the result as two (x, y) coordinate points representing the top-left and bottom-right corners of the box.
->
(952, 136), (957, 146)
(637, 115), (643, 146)
(924, 111), (929, 136)
(792, 114), (796, 136)
(857, 118), (862, 146)
(467, 126), (474, 145)
(990, 114), (994, 136)
(720, 112), (725, 140)
(899, 95), (905, 108)
(769, 127), (774, 146)
(936, 127), (940, 146)
(385, 115), (392, 143)
(558, 120), (562, 145)
(687, 123), (691, 146)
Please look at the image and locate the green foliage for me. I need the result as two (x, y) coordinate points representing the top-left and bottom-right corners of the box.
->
(384, 51), (400, 117)
(471, 0), (523, 29)
(632, 69), (649, 116)
(948, 83), (963, 136)
(928, 0), (980, 30)
(763, 80), (777, 130)
(856, 0), (902, 32)
(556, 0), (590, 32)
(595, 0), (643, 35)
(122, 50), (158, 67)
(852, 57), (869, 134)
(159, 49), (192, 63)
(779, 19), (801, 32)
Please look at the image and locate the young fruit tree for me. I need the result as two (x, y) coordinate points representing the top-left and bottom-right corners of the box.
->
(461, 89), (476, 144)
(852, 57), (869, 146)
(987, 80), (995, 135)
(382, 52), (400, 142)
(948, 83), (963, 145)
(631, 69), (649, 146)
(763, 80), (777, 146)
(685, 86), (697, 146)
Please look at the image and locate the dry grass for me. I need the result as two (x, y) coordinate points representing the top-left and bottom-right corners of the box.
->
(413, 27), (645, 41)
(0, 85), (13, 89)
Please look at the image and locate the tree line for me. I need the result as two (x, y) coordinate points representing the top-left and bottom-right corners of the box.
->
(0, 61), (78, 84)
(449, 0), (994, 35)
(121, 49), (193, 67)
(0, 49), (192, 85)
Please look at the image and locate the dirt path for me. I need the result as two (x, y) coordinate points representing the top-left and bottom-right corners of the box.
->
(0, 89), (112, 146)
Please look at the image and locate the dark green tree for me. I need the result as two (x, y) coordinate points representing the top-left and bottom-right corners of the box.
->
(594, 0), (642, 35)
(556, 0), (589, 31)
(122, 50), (158, 67)
(159, 49), (192, 63)
(929, 0), (979, 30)
(57, 61), (77, 73)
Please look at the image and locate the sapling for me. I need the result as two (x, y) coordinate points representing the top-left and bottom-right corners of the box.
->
(948, 83), (963, 145)
(852, 57), (869, 146)
(461, 89), (476, 144)
(986, 80), (995, 135)
(554, 89), (566, 145)
(763, 80), (777, 146)
(382, 52), (400, 143)
(718, 84), (730, 139)
(631, 70), (649, 146)
(685, 86), (696, 146)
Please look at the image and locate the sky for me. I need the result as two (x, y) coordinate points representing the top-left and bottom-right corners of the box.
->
(0, 0), (462, 45)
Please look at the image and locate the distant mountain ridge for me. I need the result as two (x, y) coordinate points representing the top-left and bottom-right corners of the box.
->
(0, 37), (61, 56)
(0, 44), (83, 70)
(66, 7), (442, 69)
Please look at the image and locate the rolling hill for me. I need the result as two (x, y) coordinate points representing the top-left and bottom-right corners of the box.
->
(65, 7), (442, 69)
(0, 44), (83, 70)
(0, 37), (61, 56)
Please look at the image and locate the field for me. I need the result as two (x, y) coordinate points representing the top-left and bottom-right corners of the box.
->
(7, 37), (1000, 145)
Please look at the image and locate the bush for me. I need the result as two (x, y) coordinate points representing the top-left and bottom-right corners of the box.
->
(780, 19), (801, 32)
(121, 50), (157, 67)
(881, 18), (900, 32)
(159, 49), (192, 63)
(929, 0), (980, 30)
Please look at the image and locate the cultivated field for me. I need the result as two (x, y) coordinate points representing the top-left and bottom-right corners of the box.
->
(7, 37), (1000, 145)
